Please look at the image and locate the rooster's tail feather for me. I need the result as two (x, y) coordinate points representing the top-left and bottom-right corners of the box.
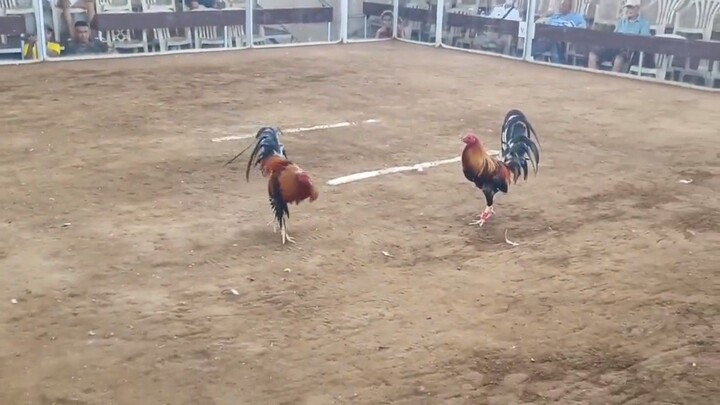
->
(500, 110), (540, 183)
(245, 127), (288, 181)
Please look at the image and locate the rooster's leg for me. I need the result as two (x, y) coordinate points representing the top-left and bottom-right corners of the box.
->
(468, 206), (495, 226)
(280, 224), (296, 245)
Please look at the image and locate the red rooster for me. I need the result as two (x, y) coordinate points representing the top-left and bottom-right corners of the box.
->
(225, 127), (318, 244)
(461, 109), (540, 226)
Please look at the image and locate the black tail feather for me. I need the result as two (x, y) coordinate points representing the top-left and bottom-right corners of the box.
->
(500, 109), (540, 183)
(269, 175), (289, 230)
(243, 127), (287, 181)
(223, 139), (255, 167)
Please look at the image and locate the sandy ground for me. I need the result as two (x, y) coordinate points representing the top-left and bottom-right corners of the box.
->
(1, 42), (718, 405)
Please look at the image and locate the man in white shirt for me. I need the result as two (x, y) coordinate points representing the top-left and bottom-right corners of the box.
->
(475, 0), (521, 55)
(487, 0), (521, 21)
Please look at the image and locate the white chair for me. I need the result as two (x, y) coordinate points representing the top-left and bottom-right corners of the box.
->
(405, 3), (430, 41)
(141, 0), (172, 11)
(1, 0), (35, 47)
(95, 0), (149, 53)
(1, 0), (35, 18)
(672, 0), (720, 86)
(628, 33), (685, 79)
(672, 0), (720, 38)
(228, 24), (244, 46)
(564, 0), (593, 65)
(445, 9), (473, 48)
(194, 25), (226, 48)
(594, 0), (624, 26)
(642, 0), (688, 33)
(140, 0), (192, 51)
(95, 0), (132, 12)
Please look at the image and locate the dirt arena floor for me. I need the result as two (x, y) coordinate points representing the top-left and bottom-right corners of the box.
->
(1, 42), (718, 404)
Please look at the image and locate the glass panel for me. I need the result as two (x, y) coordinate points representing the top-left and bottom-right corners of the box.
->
(0, 0), (42, 63)
(398, 0), (436, 43)
(530, 0), (719, 89)
(442, 0), (528, 59)
(43, 0), (249, 59)
(252, 0), (341, 45)
(347, 0), (392, 40)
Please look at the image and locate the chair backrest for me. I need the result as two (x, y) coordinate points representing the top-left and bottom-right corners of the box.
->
(195, 26), (219, 38)
(1, 0), (33, 10)
(574, 0), (594, 15)
(140, 0), (176, 12)
(594, 0), (624, 26)
(96, 0), (133, 13)
(672, 0), (720, 39)
(643, 0), (688, 32)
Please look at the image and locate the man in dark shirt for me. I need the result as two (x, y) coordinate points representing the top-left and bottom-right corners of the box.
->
(64, 21), (111, 55)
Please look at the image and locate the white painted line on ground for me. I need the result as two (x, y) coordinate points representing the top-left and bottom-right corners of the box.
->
(211, 119), (381, 142)
(327, 150), (500, 186)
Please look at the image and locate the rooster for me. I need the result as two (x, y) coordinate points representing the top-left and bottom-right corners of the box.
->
(225, 127), (318, 244)
(461, 109), (540, 226)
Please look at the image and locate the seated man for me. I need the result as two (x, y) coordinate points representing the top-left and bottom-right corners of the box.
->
(588, 0), (652, 72)
(57, 0), (96, 41)
(531, 0), (587, 64)
(64, 21), (112, 55)
(475, 0), (521, 55)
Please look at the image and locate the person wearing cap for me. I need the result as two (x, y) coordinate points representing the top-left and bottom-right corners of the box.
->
(588, 0), (651, 72)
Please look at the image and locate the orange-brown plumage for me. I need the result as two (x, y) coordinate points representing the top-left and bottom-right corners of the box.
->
(265, 156), (318, 244)
(267, 157), (319, 206)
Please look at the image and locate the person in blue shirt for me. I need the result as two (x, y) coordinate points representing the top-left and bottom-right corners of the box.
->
(531, 0), (588, 64)
(588, 0), (652, 71)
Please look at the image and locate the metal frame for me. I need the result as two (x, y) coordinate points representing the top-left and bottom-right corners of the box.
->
(0, 0), (715, 91)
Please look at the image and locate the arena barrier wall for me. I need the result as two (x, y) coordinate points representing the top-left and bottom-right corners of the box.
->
(0, 0), (718, 91)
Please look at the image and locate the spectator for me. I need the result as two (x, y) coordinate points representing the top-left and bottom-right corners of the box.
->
(57, 0), (96, 40)
(531, 0), (587, 63)
(476, 0), (521, 55)
(375, 10), (406, 39)
(64, 21), (112, 55)
(23, 25), (62, 59)
(186, 0), (223, 9)
(588, 0), (651, 72)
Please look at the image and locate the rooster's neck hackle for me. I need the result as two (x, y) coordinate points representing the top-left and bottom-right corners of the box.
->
(464, 143), (499, 173)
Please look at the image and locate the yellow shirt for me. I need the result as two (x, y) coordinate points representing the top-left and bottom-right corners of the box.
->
(22, 41), (62, 59)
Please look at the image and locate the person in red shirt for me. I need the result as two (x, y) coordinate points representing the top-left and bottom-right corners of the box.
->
(375, 10), (406, 39)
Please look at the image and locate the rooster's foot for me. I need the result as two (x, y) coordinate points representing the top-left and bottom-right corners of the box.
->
(281, 227), (296, 245)
(469, 207), (494, 226)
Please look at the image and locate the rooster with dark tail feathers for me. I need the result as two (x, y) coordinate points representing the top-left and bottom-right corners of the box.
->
(224, 127), (318, 244)
(461, 109), (540, 227)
